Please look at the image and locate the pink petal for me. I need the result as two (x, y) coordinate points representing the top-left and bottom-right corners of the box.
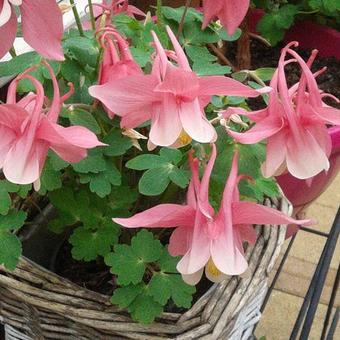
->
(3, 135), (42, 185)
(21, 0), (64, 60)
(179, 99), (217, 143)
(219, 0), (250, 36)
(202, 0), (224, 29)
(113, 204), (196, 228)
(182, 269), (204, 285)
(238, 224), (258, 245)
(286, 128), (330, 179)
(232, 201), (313, 226)
(211, 225), (248, 275)
(312, 106), (340, 125)
(262, 130), (287, 178)
(0, 6), (17, 59)
(223, 107), (269, 123)
(149, 94), (183, 147)
(120, 109), (152, 129)
(89, 75), (159, 116)
(0, 104), (28, 131)
(228, 116), (283, 144)
(0, 126), (16, 168)
(168, 226), (191, 256)
(199, 76), (270, 98)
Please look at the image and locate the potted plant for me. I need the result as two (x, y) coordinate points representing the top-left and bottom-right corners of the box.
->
(0, 1), (338, 339)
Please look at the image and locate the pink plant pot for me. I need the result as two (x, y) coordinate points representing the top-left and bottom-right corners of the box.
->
(249, 9), (340, 59)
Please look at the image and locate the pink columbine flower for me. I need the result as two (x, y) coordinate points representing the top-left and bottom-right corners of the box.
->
(0, 63), (104, 188)
(89, 26), (269, 148)
(202, 0), (250, 35)
(113, 144), (311, 285)
(277, 126), (340, 216)
(84, 0), (146, 29)
(228, 42), (340, 180)
(95, 27), (142, 118)
(0, 0), (64, 60)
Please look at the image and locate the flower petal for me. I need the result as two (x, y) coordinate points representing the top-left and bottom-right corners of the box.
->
(179, 99), (217, 143)
(232, 201), (313, 226)
(199, 76), (270, 98)
(113, 204), (196, 228)
(89, 75), (158, 115)
(169, 226), (191, 256)
(21, 0), (64, 60)
(0, 5), (17, 59)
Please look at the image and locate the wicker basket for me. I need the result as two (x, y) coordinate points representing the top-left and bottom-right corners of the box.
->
(0, 197), (290, 339)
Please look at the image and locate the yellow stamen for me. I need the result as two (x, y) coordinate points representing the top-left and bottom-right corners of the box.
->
(178, 131), (192, 146)
(206, 258), (221, 277)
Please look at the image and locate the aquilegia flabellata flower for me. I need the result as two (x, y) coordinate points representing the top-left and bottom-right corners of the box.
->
(113, 144), (311, 284)
(202, 0), (250, 35)
(89, 26), (269, 148)
(0, 0), (64, 60)
(228, 42), (340, 180)
(95, 27), (142, 118)
(0, 63), (104, 188)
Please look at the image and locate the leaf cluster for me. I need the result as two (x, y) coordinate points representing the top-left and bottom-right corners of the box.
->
(105, 230), (196, 324)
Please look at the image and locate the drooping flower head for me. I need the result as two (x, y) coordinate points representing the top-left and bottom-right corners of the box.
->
(89, 26), (269, 149)
(202, 0), (250, 35)
(95, 26), (142, 118)
(0, 62), (104, 188)
(228, 42), (340, 180)
(0, 0), (64, 60)
(85, 0), (146, 29)
(113, 144), (312, 284)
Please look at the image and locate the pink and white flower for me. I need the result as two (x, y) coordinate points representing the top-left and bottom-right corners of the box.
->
(0, 63), (104, 188)
(228, 42), (340, 180)
(113, 144), (311, 284)
(89, 26), (269, 148)
(0, 0), (64, 60)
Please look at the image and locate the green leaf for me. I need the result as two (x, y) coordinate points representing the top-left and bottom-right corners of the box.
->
(63, 36), (99, 68)
(70, 222), (120, 261)
(0, 232), (22, 270)
(128, 293), (163, 324)
(126, 154), (168, 170)
(80, 160), (121, 198)
(169, 168), (190, 189)
(131, 230), (162, 263)
(0, 211), (27, 231)
(252, 68), (276, 82)
(39, 159), (63, 194)
(218, 28), (242, 42)
(159, 148), (182, 165)
(103, 129), (133, 157)
(193, 61), (231, 76)
(105, 245), (145, 285)
(111, 283), (144, 308)
(139, 166), (171, 196)
(0, 188), (11, 215)
(72, 151), (107, 173)
(0, 52), (41, 76)
(68, 108), (101, 134)
(162, 6), (202, 23)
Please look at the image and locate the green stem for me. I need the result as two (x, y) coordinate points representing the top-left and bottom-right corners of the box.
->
(298, 9), (319, 15)
(176, 0), (192, 39)
(156, 0), (163, 30)
(87, 0), (96, 31)
(70, 0), (85, 36)
(9, 47), (17, 58)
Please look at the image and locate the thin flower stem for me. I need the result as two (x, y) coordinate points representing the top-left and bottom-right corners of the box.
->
(176, 0), (192, 39)
(88, 0), (96, 30)
(9, 47), (17, 58)
(156, 0), (163, 30)
(249, 71), (267, 87)
(208, 43), (237, 72)
(70, 0), (85, 36)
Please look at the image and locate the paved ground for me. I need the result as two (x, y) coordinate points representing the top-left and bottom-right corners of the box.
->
(255, 174), (340, 339)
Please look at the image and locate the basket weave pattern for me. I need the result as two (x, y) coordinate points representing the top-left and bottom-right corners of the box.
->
(0, 198), (290, 339)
